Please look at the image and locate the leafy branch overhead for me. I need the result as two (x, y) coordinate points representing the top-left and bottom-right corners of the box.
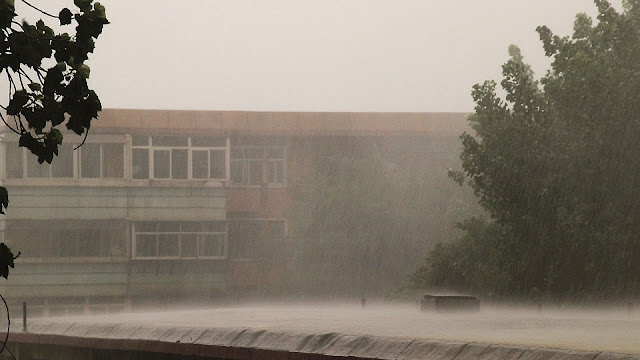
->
(1, 0), (108, 165)
(0, 0), (108, 274)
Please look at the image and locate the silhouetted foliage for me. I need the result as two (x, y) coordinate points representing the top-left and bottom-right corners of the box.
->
(0, 0), (108, 278)
(413, 0), (640, 300)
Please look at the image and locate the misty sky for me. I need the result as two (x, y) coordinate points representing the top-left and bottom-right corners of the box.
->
(14, 1), (625, 112)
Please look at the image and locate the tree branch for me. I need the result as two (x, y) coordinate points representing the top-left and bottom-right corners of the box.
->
(74, 127), (90, 150)
(20, 0), (58, 19)
(0, 293), (16, 359)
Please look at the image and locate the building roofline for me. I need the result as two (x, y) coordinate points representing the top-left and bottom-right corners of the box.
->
(93, 109), (471, 136)
(1, 109), (472, 136)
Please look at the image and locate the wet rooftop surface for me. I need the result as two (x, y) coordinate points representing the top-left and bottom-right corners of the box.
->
(22, 303), (640, 355)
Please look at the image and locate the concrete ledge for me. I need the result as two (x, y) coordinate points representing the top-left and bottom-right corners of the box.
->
(7, 323), (640, 360)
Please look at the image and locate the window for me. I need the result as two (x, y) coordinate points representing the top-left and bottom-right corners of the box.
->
(5, 219), (126, 258)
(21, 143), (74, 178)
(132, 148), (149, 179)
(80, 143), (100, 178)
(133, 221), (227, 259)
(230, 146), (286, 185)
(80, 143), (124, 178)
(102, 143), (124, 178)
(5, 143), (23, 178)
(132, 135), (228, 180)
(4, 141), (123, 180)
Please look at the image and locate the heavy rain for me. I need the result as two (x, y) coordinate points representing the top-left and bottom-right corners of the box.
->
(0, 0), (638, 359)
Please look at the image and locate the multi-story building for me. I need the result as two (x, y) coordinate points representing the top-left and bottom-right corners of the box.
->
(0, 109), (468, 314)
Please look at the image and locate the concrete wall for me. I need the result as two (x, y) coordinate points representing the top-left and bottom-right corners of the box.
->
(4, 324), (639, 360)
(0, 262), (128, 300)
(4, 186), (226, 221)
(0, 260), (227, 312)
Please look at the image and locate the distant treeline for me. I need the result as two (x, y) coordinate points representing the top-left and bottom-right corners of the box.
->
(412, 1), (640, 300)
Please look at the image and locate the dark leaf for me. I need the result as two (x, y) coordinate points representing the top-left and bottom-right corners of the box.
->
(0, 243), (15, 279)
(74, 0), (92, 13)
(27, 82), (41, 92)
(59, 7), (73, 25)
(0, 186), (7, 215)
(6, 90), (28, 115)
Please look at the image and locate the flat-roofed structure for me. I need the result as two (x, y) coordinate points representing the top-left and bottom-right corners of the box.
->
(0, 109), (469, 313)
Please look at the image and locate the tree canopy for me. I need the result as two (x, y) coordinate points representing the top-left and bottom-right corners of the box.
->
(0, 0), (108, 278)
(413, 0), (640, 299)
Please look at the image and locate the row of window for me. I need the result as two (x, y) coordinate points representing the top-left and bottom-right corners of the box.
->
(5, 219), (286, 260)
(132, 135), (228, 180)
(5, 220), (126, 258)
(4, 137), (286, 185)
(133, 221), (227, 259)
(6, 143), (124, 179)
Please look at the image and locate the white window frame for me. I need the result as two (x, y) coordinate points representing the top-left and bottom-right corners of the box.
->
(131, 135), (229, 181)
(79, 143), (126, 179)
(132, 221), (228, 260)
(4, 140), (125, 180)
(230, 145), (287, 186)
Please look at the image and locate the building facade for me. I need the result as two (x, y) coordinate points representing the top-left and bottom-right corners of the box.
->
(0, 109), (468, 314)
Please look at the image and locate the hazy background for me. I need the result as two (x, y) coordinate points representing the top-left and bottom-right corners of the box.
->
(13, 0), (625, 112)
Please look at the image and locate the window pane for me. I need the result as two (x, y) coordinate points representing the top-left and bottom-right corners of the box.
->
(81, 143), (101, 178)
(158, 234), (179, 257)
(158, 221), (180, 232)
(246, 148), (263, 159)
(136, 234), (157, 257)
(181, 234), (198, 257)
(79, 230), (107, 257)
(153, 150), (170, 179)
(210, 150), (226, 179)
(171, 149), (188, 179)
(267, 161), (284, 184)
(136, 222), (157, 232)
(132, 135), (149, 146)
(52, 144), (74, 178)
(267, 148), (285, 159)
(102, 144), (124, 178)
(191, 136), (226, 147)
(132, 149), (149, 179)
(6, 143), (23, 178)
(231, 148), (244, 159)
(230, 160), (244, 183)
(181, 222), (202, 233)
(27, 154), (50, 178)
(248, 160), (263, 185)
(204, 222), (226, 232)
(152, 135), (187, 147)
(192, 150), (208, 179)
(201, 234), (223, 257)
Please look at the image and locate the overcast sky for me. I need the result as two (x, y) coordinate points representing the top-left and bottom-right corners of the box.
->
(15, 1), (625, 112)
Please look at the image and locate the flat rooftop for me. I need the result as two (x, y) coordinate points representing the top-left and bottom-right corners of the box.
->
(19, 303), (640, 355)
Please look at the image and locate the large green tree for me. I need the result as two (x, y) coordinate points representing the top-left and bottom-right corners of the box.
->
(414, 0), (640, 299)
(0, 0), (108, 278)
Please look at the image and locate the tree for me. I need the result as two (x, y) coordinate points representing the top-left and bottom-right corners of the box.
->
(0, 0), (108, 279)
(414, 0), (640, 299)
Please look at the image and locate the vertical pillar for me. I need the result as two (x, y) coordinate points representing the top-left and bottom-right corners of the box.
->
(22, 301), (27, 332)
